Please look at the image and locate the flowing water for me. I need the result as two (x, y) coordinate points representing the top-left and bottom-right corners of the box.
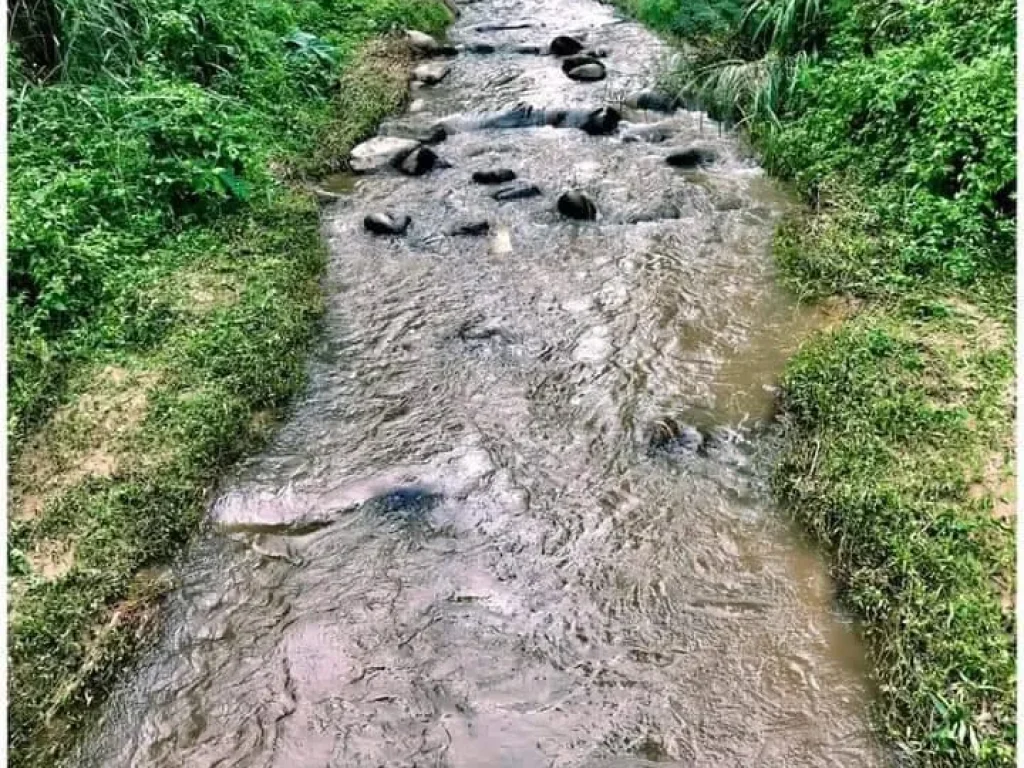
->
(78, 1), (887, 765)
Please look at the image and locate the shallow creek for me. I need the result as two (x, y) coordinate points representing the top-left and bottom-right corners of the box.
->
(78, 0), (887, 765)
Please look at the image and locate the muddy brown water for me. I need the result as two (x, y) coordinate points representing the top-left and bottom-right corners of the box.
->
(77, 1), (888, 766)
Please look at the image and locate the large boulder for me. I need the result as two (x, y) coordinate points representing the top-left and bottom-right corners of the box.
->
(349, 136), (420, 173)
(364, 212), (411, 235)
(557, 190), (597, 220)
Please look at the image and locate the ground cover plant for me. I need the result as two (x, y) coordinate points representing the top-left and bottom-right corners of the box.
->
(7, 1), (451, 765)
(614, 0), (1016, 762)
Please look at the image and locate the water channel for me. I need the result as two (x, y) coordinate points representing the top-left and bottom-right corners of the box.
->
(78, 0), (886, 764)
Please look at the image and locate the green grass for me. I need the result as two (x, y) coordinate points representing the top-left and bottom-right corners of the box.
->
(616, 0), (1016, 763)
(7, 1), (451, 765)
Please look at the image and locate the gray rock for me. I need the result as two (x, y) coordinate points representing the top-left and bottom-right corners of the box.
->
(412, 64), (447, 87)
(566, 62), (606, 82)
(472, 168), (516, 184)
(406, 30), (440, 53)
(557, 190), (597, 220)
(549, 35), (584, 56)
(666, 146), (717, 168)
(513, 44), (544, 54)
(463, 41), (497, 54)
(364, 212), (411, 235)
(412, 61), (450, 85)
(493, 184), (541, 201)
(349, 136), (420, 173)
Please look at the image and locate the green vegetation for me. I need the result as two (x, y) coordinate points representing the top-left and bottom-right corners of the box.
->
(615, 0), (1016, 763)
(7, 1), (450, 765)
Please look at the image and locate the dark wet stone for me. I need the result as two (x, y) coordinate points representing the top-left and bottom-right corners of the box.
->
(417, 124), (448, 145)
(472, 168), (517, 184)
(557, 190), (597, 220)
(393, 145), (442, 176)
(463, 41), (497, 54)
(512, 43), (544, 54)
(364, 212), (411, 235)
(580, 106), (621, 135)
(624, 90), (681, 113)
(566, 62), (606, 82)
(666, 146), (717, 169)
(447, 220), (491, 236)
(549, 35), (585, 56)
(493, 184), (541, 201)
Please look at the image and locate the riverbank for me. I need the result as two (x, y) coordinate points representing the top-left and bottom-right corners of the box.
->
(613, 0), (1016, 763)
(7, 2), (451, 765)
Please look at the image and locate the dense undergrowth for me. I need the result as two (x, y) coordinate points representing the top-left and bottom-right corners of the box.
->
(615, 0), (1016, 764)
(7, 1), (450, 765)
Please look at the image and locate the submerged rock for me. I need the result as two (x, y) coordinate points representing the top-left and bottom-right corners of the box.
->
(463, 41), (497, 54)
(412, 61), (450, 85)
(493, 183), (541, 201)
(349, 136), (420, 173)
(364, 212), (411, 235)
(365, 486), (443, 524)
(666, 146), (717, 169)
(447, 220), (491, 236)
(472, 168), (516, 184)
(618, 120), (676, 143)
(549, 35), (585, 56)
(624, 202), (682, 223)
(646, 417), (706, 454)
(557, 190), (597, 220)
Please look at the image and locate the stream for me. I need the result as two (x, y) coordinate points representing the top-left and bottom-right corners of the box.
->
(77, 0), (886, 765)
